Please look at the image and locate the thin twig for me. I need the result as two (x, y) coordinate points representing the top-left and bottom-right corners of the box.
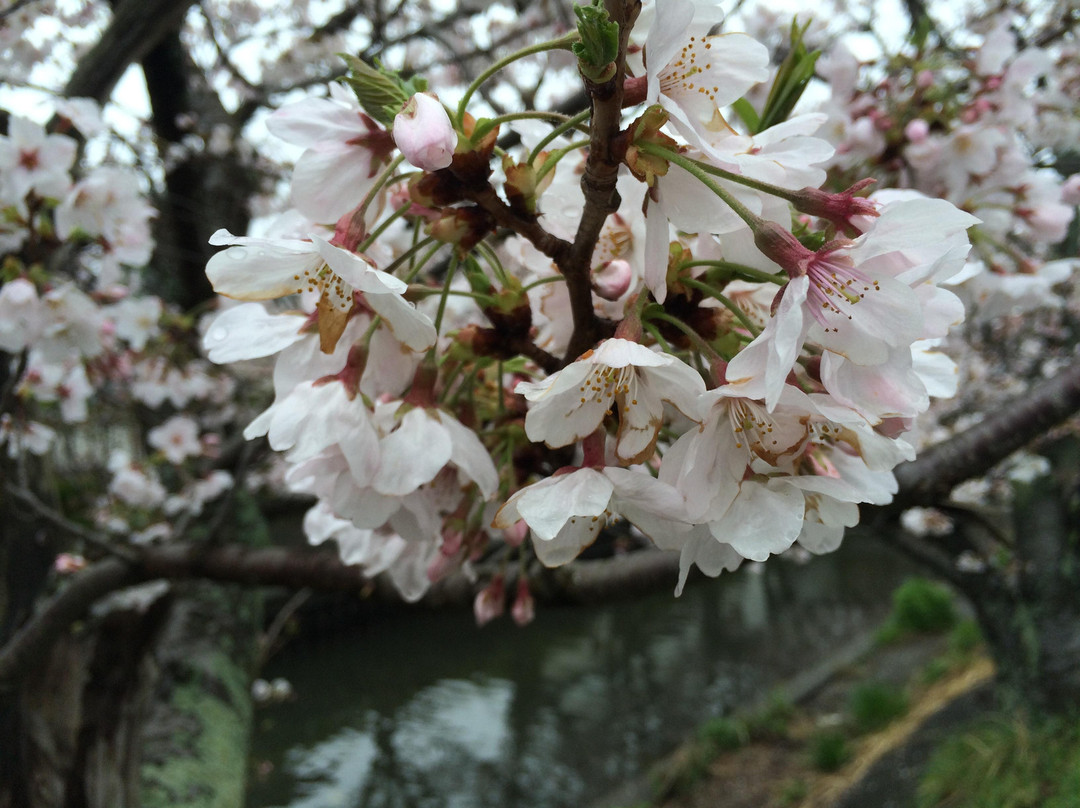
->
(5, 483), (141, 563)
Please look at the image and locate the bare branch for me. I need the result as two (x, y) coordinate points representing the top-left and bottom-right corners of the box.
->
(62, 0), (198, 102)
(560, 0), (640, 361)
(891, 360), (1080, 509)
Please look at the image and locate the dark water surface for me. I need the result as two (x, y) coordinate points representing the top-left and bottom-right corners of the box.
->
(247, 534), (917, 808)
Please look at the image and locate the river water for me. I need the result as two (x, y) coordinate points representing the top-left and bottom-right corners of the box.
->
(247, 533), (917, 808)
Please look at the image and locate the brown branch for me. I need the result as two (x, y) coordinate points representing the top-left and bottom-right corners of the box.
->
(461, 184), (570, 264)
(62, 0), (198, 102)
(0, 558), (144, 693)
(891, 359), (1080, 510)
(560, 0), (641, 361)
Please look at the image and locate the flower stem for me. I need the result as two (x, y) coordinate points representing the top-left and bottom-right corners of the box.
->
(527, 109), (592, 164)
(637, 142), (763, 230)
(680, 277), (762, 337)
(358, 201), (412, 254)
(535, 139), (591, 184)
(456, 32), (580, 126)
(678, 258), (786, 285)
(471, 110), (583, 144)
(644, 306), (722, 362)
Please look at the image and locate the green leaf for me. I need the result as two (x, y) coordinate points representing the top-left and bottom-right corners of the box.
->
(338, 54), (411, 127)
(757, 17), (821, 132)
(731, 98), (760, 134)
(571, 1), (619, 80)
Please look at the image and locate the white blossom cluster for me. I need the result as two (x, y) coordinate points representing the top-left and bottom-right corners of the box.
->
(198, 0), (1031, 607)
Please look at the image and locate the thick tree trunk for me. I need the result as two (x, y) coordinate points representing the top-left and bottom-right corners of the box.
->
(957, 435), (1080, 713)
(1, 495), (267, 808)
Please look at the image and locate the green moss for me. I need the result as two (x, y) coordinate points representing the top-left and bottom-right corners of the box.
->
(746, 690), (796, 740)
(698, 716), (749, 752)
(918, 716), (1080, 808)
(779, 778), (809, 805)
(877, 578), (958, 644)
(849, 680), (908, 734)
(948, 619), (983, 656)
(140, 676), (252, 808)
(809, 730), (851, 772)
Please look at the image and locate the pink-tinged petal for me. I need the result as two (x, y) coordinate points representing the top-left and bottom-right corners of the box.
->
(726, 275), (808, 411)
(659, 414), (740, 523)
(914, 284), (965, 339)
(712, 480), (804, 561)
(433, 410), (499, 498)
(590, 337), (670, 368)
(267, 98), (370, 147)
(362, 327), (420, 398)
(810, 274), (922, 365)
(644, 0), (697, 104)
(851, 199), (979, 264)
(524, 394), (609, 448)
(364, 291), (437, 352)
(676, 526), (743, 595)
(658, 33), (769, 122)
(202, 303), (307, 363)
(513, 469), (613, 542)
(640, 360), (706, 420)
(290, 141), (378, 223)
(820, 350), (927, 422)
(658, 163), (746, 235)
(912, 343), (958, 399)
(376, 408), (453, 495)
(339, 408), (382, 488)
(516, 361), (592, 401)
(533, 517), (604, 567)
(605, 466), (691, 537)
(644, 193), (672, 303)
(798, 494), (859, 554)
(332, 479), (401, 529)
(287, 384), (366, 463)
(614, 375), (664, 463)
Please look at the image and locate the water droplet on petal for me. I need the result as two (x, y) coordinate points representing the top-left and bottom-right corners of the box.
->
(210, 326), (228, 341)
(228, 248), (249, 260)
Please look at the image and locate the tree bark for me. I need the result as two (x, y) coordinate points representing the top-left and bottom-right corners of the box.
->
(968, 435), (1080, 712)
(1, 493), (267, 808)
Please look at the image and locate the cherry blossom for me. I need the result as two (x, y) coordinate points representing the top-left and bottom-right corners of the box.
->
(516, 338), (705, 464)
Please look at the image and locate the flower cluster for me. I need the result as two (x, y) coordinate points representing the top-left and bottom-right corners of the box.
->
(0, 105), (240, 543)
(197, 0), (1001, 614)
(814, 10), (1078, 319)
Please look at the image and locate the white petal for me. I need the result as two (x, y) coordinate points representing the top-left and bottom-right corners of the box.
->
(375, 408), (453, 495)
(514, 469), (612, 542)
(202, 304), (307, 363)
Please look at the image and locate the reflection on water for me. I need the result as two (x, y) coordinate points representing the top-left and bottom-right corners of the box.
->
(248, 534), (917, 808)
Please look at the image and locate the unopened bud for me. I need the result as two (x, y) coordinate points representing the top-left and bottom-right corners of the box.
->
(511, 579), (535, 626)
(393, 93), (457, 171)
(474, 575), (506, 626)
(591, 259), (633, 300)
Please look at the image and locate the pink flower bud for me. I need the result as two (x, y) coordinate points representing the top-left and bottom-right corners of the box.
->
(502, 519), (528, 547)
(904, 119), (930, 143)
(915, 69), (935, 89)
(393, 93), (456, 171)
(511, 579), (535, 626)
(473, 576), (506, 626)
(1061, 174), (1080, 206)
(591, 259), (633, 300)
(54, 553), (87, 574)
